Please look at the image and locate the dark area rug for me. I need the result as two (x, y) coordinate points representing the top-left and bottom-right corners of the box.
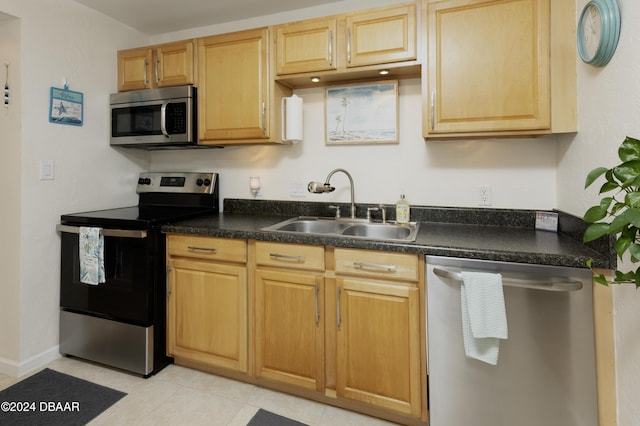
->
(0, 368), (126, 426)
(247, 408), (309, 426)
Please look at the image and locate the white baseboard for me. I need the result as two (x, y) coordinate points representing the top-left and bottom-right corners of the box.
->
(0, 346), (61, 378)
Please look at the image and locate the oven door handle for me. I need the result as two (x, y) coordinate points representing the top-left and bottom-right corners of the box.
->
(56, 224), (147, 239)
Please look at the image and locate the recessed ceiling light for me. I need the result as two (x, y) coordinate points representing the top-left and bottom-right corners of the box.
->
(311, 77), (321, 83)
(379, 69), (390, 75)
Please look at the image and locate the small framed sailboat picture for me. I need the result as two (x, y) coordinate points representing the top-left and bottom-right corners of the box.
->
(325, 80), (398, 145)
(49, 86), (83, 126)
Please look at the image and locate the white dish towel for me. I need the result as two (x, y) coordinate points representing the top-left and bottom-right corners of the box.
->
(79, 227), (105, 285)
(460, 271), (508, 365)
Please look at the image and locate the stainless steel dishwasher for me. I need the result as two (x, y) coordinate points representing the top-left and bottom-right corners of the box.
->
(426, 255), (598, 426)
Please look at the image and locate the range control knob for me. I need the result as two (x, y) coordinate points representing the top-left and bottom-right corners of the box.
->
(203, 178), (212, 186)
(138, 177), (151, 185)
(196, 178), (204, 186)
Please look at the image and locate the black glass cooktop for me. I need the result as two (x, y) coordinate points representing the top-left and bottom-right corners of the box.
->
(60, 206), (216, 230)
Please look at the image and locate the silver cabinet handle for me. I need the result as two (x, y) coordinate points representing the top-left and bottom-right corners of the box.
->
(347, 28), (352, 63)
(155, 55), (160, 85)
(328, 30), (333, 66)
(261, 102), (266, 135)
(336, 285), (342, 329)
(143, 59), (148, 87)
(269, 253), (305, 262)
(314, 283), (320, 325)
(432, 268), (583, 292)
(166, 265), (172, 296)
(187, 246), (217, 253)
(430, 91), (435, 130)
(353, 261), (397, 272)
(56, 224), (147, 239)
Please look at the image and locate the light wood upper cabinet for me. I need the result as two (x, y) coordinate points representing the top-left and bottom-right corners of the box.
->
(275, 3), (419, 86)
(117, 40), (195, 91)
(198, 28), (291, 145)
(345, 4), (417, 68)
(276, 17), (338, 75)
(166, 235), (248, 373)
(423, 0), (576, 138)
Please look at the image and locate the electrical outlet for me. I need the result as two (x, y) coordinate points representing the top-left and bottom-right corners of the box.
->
(290, 178), (307, 198)
(478, 186), (492, 206)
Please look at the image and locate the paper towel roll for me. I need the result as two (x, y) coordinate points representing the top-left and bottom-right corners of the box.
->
(282, 94), (303, 143)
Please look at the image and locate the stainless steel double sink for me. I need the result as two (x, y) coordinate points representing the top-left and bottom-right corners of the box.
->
(261, 216), (420, 242)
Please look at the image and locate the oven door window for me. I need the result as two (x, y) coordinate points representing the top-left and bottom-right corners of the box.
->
(60, 231), (159, 325)
(111, 102), (187, 137)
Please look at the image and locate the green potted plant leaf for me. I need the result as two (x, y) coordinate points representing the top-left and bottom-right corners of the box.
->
(584, 136), (640, 287)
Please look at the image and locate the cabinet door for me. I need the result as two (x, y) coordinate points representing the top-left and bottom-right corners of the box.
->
(425, 0), (550, 136)
(255, 269), (325, 391)
(167, 258), (248, 372)
(336, 278), (421, 416)
(117, 47), (153, 91)
(198, 28), (270, 142)
(345, 3), (417, 68)
(155, 40), (195, 87)
(276, 17), (337, 75)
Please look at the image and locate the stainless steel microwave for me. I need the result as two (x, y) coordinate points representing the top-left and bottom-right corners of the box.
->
(110, 85), (197, 149)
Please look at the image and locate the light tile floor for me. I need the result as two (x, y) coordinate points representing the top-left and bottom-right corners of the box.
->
(0, 357), (399, 426)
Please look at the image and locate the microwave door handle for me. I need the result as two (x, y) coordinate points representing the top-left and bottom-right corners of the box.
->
(160, 100), (171, 138)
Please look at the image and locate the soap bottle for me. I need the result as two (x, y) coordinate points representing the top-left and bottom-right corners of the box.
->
(396, 194), (410, 224)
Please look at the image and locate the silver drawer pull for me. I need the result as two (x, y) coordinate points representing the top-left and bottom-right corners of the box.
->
(187, 246), (217, 253)
(314, 283), (320, 326)
(269, 253), (305, 262)
(353, 261), (397, 272)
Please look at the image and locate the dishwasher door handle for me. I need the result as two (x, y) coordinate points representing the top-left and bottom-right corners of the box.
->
(432, 268), (583, 292)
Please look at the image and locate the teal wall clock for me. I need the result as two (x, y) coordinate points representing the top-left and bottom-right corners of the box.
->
(577, 0), (621, 67)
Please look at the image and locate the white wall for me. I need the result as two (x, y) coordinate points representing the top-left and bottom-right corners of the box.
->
(558, 1), (640, 424)
(151, 79), (558, 209)
(0, 13), (21, 365)
(0, 0), (151, 376)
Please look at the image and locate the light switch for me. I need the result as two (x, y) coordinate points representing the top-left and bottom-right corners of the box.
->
(39, 160), (55, 180)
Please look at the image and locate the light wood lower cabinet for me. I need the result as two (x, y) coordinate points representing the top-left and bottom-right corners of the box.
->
(336, 278), (421, 415)
(167, 237), (426, 424)
(255, 268), (325, 390)
(254, 242), (325, 391)
(334, 248), (423, 417)
(166, 235), (248, 372)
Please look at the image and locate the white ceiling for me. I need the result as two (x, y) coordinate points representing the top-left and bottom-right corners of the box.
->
(74, 0), (339, 35)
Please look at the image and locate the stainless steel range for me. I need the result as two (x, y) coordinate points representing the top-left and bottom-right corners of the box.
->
(56, 172), (219, 376)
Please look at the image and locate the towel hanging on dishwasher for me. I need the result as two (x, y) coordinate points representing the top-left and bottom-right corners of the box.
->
(460, 271), (508, 365)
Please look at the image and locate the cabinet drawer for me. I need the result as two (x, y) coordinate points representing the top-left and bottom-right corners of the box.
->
(167, 235), (247, 263)
(334, 248), (418, 282)
(255, 241), (324, 271)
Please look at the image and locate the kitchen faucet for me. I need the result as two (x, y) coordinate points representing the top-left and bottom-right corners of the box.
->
(308, 168), (356, 219)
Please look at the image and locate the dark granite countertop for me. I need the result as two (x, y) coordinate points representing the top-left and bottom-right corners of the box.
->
(162, 199), (615, 270)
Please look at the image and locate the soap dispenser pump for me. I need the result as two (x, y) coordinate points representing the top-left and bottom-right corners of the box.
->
(396, 193), (410, 224)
